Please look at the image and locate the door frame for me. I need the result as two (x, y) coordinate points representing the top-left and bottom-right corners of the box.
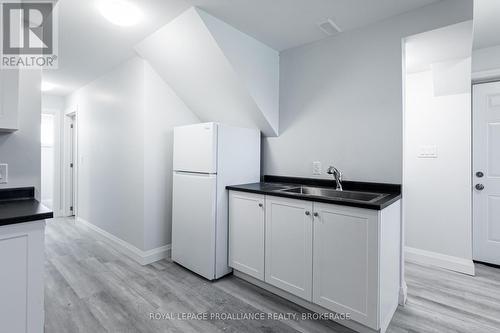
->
(63, 108), (78, 217)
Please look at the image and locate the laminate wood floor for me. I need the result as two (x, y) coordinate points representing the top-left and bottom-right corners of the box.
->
(44, 218), (500, 333)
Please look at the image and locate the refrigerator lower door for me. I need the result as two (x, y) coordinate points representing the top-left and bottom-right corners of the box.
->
(172, 171), (217, 280)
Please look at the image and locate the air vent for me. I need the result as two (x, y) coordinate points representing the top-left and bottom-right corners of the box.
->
(317, 18), (342, 36)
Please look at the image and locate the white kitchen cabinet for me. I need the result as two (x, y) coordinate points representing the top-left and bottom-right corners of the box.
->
(312, 202), (379, 328)
(228, 191), (265, 280)
(0, 69), (20, 132)
(264, 196), (313, 301)
(0, 221), (45, 333)
(228, 190), (401, 333)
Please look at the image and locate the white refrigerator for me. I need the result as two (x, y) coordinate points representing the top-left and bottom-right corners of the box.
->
(171, 122), (260, 280)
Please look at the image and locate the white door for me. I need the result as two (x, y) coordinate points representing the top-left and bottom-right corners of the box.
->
(312, 203), (379, 329)
(473, 82), (500, 265)
(265, 196), (313, 301)
(228, 192), (265, 280)
(172, 172), (217, 279)
(173, 123), (218, 173)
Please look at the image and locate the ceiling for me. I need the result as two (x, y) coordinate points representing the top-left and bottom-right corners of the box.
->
(44, 0), (442, 96)
(472, 0), (500, 50)
(43, 0), (191, 96)
(186, 0), (442, 51)
(405, 20), (473, 73)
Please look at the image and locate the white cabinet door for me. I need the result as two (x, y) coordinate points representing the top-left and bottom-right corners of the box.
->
(0, 69), (20, 131)
(265, 196), (313, 301)
(228, 191), (265, 280)
(0, 221), (45, 333)
(312, 202), (379, 329)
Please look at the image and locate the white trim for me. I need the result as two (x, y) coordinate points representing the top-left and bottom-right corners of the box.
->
(472, 68), (500, 83)
(405, 246), (475, 276)
(76, 217), (171, 265)
(398, 282), (407, 306)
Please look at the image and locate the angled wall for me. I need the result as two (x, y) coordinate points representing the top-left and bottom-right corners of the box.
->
(135, 7), (279, 136)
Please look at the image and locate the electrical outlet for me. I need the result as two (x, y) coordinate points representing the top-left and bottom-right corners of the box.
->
(0, 164), (8, 184)
(312, 161), (322, 175)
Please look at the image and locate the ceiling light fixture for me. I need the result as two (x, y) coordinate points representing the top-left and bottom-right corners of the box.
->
(41, 82), (56, 92)
(98, 0), (143, 27)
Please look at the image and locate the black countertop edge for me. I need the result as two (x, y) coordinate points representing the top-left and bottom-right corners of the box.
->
(0, 211), (55, 227)
(0, 186), (35, 200)
(226, 176), (401, 210)
(263, 175), (401, 194)
(0, 187), (53, 227)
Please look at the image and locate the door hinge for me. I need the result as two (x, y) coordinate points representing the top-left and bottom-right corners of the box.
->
(70, 124), (74, 129)
(70, 163), (73, 168)
(70, 206), (73, 211)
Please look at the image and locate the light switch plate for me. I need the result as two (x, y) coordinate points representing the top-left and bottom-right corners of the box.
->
(0, 164), (7, 184)
(418, 145), (438, 158)
(312, 161), (322, 175)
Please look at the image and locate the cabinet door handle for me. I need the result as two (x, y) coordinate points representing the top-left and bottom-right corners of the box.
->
(305, 211), (310, 216)
(258, 203), (263, 207)
(313, 212), (319, 217)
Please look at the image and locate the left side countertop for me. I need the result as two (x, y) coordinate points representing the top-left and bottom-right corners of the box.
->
(0, 187), (54, 226)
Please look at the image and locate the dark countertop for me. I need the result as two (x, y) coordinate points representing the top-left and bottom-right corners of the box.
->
(226, 175), (401, 210)
(0, 187), (53, 226)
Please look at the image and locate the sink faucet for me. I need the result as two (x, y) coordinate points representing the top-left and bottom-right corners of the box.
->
(326, 166), (343, 191)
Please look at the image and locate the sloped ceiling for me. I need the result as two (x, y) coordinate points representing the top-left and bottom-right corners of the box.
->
(135, 8), (279, 136)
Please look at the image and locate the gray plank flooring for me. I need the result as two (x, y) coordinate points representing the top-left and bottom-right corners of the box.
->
(44, 218), (500, 333)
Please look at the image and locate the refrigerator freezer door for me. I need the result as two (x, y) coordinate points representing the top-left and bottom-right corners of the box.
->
(172, 171), (217, 280)
(173, 123), (217, 174)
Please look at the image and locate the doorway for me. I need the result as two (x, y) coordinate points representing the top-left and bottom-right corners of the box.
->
(473, 81), (500, 266)
(402, 21), (475, 275)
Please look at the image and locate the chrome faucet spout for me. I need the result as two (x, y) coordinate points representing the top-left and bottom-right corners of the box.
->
(326, 166), (343, 191)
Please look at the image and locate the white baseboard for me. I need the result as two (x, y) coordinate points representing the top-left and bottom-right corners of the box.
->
(76, 217), (170, 265)
(405, 246), (475, 276)
(398, 282), (407, 306)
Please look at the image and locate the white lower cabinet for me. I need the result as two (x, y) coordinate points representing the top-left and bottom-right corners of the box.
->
(0, 221), (45, 333)
(228, 192), (265, 280)
(312, 203), (379, 328)
(228, 191), (401, 333)
(264, 196), (313, 301)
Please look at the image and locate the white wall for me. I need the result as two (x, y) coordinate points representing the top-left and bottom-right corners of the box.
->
(66, 56), (199, 253)
(472, 45), (500, 74)
(197, 8), (280, 134)
(262, 0), (472, 183)
(404, 69), (473, 270)
(0, 71), (42, 196)
(66, 57), (145, 249)
(472, 0), (500, 78)
(143, 62), (199, 250)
